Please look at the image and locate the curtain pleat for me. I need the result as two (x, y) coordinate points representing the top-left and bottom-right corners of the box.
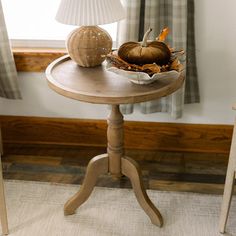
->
(117, 0), (199, 118)
(116, 0), (141, 44)
(0, 0), (21, 99)
(185, 0), (199, 103)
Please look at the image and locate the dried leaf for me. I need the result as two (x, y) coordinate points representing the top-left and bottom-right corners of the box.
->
(156, 27), (170, 42)
(160, 64), (170, 72)
(170, 58), (184, 72)
(141, 64), (161, 74)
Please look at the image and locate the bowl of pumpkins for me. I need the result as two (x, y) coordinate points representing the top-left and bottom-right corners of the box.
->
(106, 28), (184, 85)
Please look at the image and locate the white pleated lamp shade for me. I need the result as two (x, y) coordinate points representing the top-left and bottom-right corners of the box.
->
(56, 0), (126, 26)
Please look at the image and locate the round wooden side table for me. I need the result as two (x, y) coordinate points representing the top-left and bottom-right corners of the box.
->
(46, 55), (185, 227)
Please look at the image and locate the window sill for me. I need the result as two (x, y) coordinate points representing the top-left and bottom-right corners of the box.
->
(13, 48), (67, 72)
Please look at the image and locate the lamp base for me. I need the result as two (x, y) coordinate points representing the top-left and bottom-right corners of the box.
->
(66, 26), (112, 67)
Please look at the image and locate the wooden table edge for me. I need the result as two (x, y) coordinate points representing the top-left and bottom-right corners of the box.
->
(46, 55), (185, 105)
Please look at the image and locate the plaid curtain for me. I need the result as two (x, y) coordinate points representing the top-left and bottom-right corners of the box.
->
(0, 0), (21, 99)
(117, 0), (199, 118)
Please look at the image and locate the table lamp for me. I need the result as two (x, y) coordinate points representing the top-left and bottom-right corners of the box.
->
(56, 0), (125, 67)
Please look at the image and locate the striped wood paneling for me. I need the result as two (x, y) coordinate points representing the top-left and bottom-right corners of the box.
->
(0, 115), (233, 154)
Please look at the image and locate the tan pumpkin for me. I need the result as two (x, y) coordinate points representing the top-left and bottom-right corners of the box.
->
(118, 28), (171, 66)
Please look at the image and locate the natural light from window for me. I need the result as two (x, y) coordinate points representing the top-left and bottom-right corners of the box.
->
(2, 0), (117, 47)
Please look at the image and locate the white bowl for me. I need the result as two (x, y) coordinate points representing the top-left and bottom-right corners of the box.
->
(106, 64), (182, 85)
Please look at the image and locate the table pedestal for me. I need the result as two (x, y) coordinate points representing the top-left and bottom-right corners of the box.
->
(64, 105), (163, 227)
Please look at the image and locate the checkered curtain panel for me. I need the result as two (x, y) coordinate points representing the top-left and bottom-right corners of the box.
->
(0, 1), (21, 99)
(117, 0), (199, 118)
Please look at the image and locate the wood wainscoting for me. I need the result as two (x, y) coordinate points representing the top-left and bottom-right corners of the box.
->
(0, 115), (233, 194)
(0, 115), (233, 154)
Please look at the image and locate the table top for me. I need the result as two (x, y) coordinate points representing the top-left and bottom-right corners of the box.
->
(46, 55), (185, 105)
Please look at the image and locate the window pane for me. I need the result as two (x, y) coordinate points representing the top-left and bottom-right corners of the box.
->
(2, 0), (117, 41)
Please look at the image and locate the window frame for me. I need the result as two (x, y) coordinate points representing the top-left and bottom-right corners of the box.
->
(11, 39), (66, 49)
(3, 0), (118, 67)
(13, 48), (66, 72)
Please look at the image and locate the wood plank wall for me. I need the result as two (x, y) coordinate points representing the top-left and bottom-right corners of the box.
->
(0, 115), (233, 154)
(13, 49), (66, 72)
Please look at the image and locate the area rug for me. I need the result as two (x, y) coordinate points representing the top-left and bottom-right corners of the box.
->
(1, 180), (236, 236)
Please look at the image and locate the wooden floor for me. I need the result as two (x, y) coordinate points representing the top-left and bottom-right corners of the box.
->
(1, 143), (230, 195)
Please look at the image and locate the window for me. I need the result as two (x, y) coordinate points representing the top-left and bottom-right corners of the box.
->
(2, 0), (117, 48)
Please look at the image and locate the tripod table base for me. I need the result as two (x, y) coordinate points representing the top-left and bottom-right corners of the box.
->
(64, 153), (163, 227)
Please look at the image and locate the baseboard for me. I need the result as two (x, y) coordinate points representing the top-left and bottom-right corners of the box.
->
(0, 115), (233, 154)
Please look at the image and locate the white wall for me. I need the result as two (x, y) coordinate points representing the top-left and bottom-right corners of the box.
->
(1, 0), (236, 124)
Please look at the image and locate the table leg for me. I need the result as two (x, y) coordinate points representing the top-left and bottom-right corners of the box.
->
(107, 105), (123, 179)
(64, 154), (108, 215)
(64, 104), (163, 227)
(122, 156), (163, 227)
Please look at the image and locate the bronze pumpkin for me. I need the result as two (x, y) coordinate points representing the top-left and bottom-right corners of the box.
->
(118, 28), (171, 66)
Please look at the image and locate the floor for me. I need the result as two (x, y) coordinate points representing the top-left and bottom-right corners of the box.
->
(3, 180), (233, 236)
(1, 143), (230, 194)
